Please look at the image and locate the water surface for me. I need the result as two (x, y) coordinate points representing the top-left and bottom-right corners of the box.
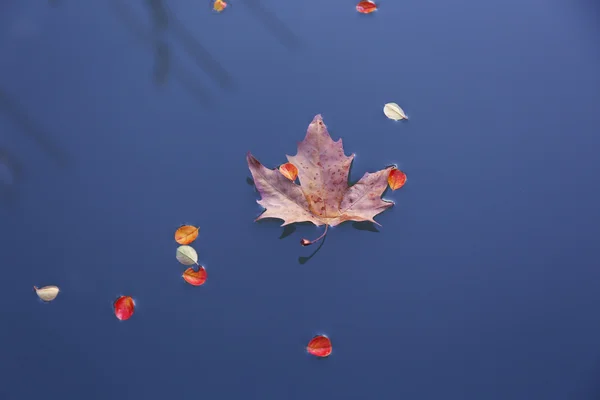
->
(1, 1), (600, 399)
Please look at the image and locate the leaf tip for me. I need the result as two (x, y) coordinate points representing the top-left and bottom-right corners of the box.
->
(247, 153), (261, 168)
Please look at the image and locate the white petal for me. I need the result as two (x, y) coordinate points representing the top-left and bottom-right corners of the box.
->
(176, 245), (198, 265)
(34, 285), (60, 302)
(383, 102), (408, 121)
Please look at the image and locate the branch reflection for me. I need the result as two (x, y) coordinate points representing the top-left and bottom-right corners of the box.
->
(109, 0), (219, 108)
(0, 87), (71, 170)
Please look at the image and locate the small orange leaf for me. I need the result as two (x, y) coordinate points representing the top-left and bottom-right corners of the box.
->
(182, 266), (207, 286)
(356, 0), (377, 14)
(213, 0), (227, 12)
(114, 296), (135, 321)
(388, 169), (407, 190)
(175, 225), (200, 245)
(307, 335), (332, 358)
(279, 162), (298, 181)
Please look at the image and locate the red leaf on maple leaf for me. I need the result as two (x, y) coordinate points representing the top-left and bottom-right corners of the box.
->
(388, 168), (407, 190)
(247, 114), (394, 244)
(278, 162), (298, 181)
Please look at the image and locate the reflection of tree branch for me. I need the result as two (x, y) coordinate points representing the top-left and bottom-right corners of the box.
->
(153, 41), (170, 86)
(109, 0), (214, 107)
(147, 1), (169, 87)
(146, 0), (168, 31)
(0, 148), (24, 182)
(240, 0), (300, 50)
(165, 6), (235, 90)
(0, 147), (24, 208)
(0, 88), (71, 168)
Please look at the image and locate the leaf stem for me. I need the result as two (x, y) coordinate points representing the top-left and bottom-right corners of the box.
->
(301, 224), (329, 246)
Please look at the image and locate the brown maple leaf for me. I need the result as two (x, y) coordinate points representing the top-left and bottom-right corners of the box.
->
(247, 114), (394, 245)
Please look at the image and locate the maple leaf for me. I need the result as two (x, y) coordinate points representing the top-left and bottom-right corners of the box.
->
(247, 114), (394, 245)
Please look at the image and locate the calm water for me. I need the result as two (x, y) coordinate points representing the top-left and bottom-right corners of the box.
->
(1, 1), (600, 399)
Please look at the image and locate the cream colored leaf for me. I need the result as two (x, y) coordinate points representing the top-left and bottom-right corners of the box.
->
(176, 245), (198, 265)
(34, 285), (60, 302)
(383, 102), (408, 121)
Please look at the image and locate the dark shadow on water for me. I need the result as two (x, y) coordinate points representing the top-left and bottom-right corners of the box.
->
(0, 148), (25, 180)
(0, 148), (24, 209)
(298, 234), (326, 265)
(279, 224), (295, 239)
(153, 41), (170, 86)
(584, 356), (600, 400)
(147, 0), (169, 86)
(0, 88), (72, 169)
(146, 0), (168, 30)
(152, 0), (234, 91)
(246, 176), (254, 186)
(109, 0), (216, 108)
(347, 157), (357, 186)
(255, 218), (314, 241)
(167, 14), (235, 91)
(239, 0), (302, 51)
(0, 86), (72, 209)
(351, 221), (380, 233)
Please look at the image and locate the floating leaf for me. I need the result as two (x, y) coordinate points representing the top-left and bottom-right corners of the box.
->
(174, 225), (200, 245)
(114, 295), (135, 321)
(247, 115), (394, 247)
(278, 162), (298, 181)
(176, 245), (199, 265)
(307, 335), (332, 358)
(33, 285), (60, 302)
(383, 102), (408, 121)
(182, 266), (207, 286)
(388, 169), (407, 190)
(356, 1), (377, 14)
(213, 0), (227, 12)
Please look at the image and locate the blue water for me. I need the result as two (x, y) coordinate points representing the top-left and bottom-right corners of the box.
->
(1, 1), (600, 399)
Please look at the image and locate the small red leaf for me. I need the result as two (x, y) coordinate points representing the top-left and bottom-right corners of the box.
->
(356, 1), (377, 14)
(182, 266), (207, 286)
(388, 169), (407, 190)
(278, 162), (298, 181)
(307, 335), (332, 358)
(114, 295), (135, 321)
